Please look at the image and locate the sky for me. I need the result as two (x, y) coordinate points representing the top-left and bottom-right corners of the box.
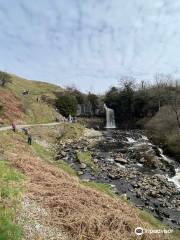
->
(0, 0), (180, 93)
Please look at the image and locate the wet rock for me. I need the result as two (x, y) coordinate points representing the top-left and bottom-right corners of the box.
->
(55, 154), (64, 160)
(139, 157), (145, 163)
(77, 171), (84, 176)
(55, 129), (180, 229)
(108, 173), (118, 180)
(61, 151), (67, 157)
(153, 174), (167, 182)
(80, 163), (87, 169)
(93, 159), (99, 163)
(115, 157), (128, 164)
(150, 190), (158, 197)
(163, 212), (170, 218)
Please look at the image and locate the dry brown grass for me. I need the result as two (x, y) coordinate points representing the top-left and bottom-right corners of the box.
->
(0, 88), (26, 123)
(3, 134), (172, 240)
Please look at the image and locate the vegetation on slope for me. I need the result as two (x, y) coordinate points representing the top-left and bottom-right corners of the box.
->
(0, 160), (24, 240)
(0, 72), (63, 124)
(0, 124), (179, 240)
(77, 151), (98, 172)
(146, 105), (180, 160)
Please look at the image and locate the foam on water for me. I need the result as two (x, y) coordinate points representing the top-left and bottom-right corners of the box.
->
(126, 137), (137, 143)
(168, 168), (180, 189)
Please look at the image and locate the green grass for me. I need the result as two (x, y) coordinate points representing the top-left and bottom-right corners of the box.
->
(25, 102), (56, 124)
(137, 209), (180, 239)
(0, 131), (17, 151)
(137, 209), (163, 228)
(0, 161), (24, 182)
(76, 151), (98, 172)
(81, 181), (115, 197)
(32, 142), (53, 162)
(0, 161), (24, 240)
(57, 123), (84, 141)
(1, 73), (64, 124)
(32, 141), (76, 176)
(56, 161), (77, 176)
(7, 75), (62, 97)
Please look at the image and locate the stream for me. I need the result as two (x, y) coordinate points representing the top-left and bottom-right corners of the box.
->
(57, 129), (180, 229)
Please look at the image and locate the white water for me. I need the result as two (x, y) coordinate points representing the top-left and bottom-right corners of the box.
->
(156, 148), (179, 188)
(126, 135), (180, 189)
(169, 168), (180, 189)
(141, 135), (148, 141)
(126, 137), (137, 143)
(158, 147), (172, 164)
(104, 104), (116, 129)
(157, 147), (180, 188)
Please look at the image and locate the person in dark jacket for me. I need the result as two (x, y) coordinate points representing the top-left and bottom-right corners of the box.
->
(27, 134), (32, 145)
(12, 122), (16, 132)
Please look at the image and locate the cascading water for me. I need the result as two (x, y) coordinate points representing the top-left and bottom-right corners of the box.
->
(104, 104), (116, 129)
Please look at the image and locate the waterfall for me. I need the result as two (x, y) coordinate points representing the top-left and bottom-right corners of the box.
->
(104, 104), (116, 129)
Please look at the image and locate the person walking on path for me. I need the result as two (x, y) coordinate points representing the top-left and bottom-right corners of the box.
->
(12, 122), (16, 132)
(27, 133), (32, 145)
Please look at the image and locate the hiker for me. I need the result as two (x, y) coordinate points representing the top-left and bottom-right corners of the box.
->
(68, 115), (72, 123)
(22, 127), (28, 135)
(12, 122), (16, 132)
(27, 134), (32, 145)
(72, 117), (76, 123)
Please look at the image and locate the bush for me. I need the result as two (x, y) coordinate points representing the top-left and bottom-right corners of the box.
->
(0, 71), (12, 86)
(56, 94), (78, 117)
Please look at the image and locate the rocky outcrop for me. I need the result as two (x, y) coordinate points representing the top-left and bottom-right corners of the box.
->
(55, 129), (180, 228)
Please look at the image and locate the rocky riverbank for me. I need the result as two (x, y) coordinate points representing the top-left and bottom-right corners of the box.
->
(55, 129), (180, 229)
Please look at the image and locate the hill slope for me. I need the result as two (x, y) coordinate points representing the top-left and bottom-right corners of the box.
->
(0, 73), (179, 240)
(0, 73), (63, 124)
(1, 124), (178, 240)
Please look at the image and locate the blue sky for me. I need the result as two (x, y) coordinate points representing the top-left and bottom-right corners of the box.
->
(0, 0), (180, 93)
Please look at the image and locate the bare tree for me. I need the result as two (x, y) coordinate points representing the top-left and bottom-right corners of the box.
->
(166, 78), (180, 129)
(154, 73), (170, 111)
(119, 76), (136, 90)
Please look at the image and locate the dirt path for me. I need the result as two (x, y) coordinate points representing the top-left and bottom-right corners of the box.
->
(0, 122), (63, 131)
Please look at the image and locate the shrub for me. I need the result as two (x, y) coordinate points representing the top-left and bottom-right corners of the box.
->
(0, 71), (12, 86)
(56, 94), (78, 117)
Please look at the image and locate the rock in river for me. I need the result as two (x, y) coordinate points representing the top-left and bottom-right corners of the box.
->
(115, 157), (128, 164)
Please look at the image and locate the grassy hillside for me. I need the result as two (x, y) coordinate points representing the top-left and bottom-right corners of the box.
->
(0, 73), (63, 124)
(145, 105), (180, 160)
(0, 126), (179, 240)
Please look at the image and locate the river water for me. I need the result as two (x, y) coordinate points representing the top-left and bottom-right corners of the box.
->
(58, 129), (180, 228)
(126, 134), (180, 189)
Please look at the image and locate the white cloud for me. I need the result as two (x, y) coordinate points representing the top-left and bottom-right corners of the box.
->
(0, 0), (180, 92)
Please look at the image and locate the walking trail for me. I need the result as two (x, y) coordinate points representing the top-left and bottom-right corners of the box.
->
(0, 122), (62, 131)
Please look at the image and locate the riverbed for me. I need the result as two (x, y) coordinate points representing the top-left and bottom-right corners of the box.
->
(56, 129), (180, 229)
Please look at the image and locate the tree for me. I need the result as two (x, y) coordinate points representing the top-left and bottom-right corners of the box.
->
(154, 73), (169, 111)
(66, 87), (85, 104)
(87, 92), (99, 115)
(0, 71), (12, 86)
(56, 94), (78, 117)
(166, 79), (180, 129)
(119, 76), (136, 90)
